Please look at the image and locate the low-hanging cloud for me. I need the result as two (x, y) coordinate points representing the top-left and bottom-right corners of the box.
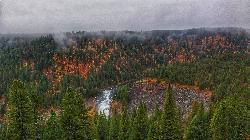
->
(0, 0), (249, 33)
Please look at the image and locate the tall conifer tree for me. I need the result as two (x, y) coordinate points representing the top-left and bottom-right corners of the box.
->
(118, 107), (129, 140)
(160, 85), (182, 140)
(186, 105), (211, 140)
(6, 80), (35, 139)
(147, 107), (162, 140)
(211, 97), (249, 140)
(108, 110), (120, 140)
(42, 112), (62, 140)
(129, 103), (149, 140)
(60, 87), (90, 140)
(95, 113), (109, 140)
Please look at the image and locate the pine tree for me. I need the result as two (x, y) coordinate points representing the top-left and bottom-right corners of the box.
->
(146, 124), (155, 140)
(6, 80), (36, 139)
(160, 85), (182, 140)
(60, 87), (90, 140)
(129, 103), (149, 140)
(0, 125), (6, 140)
(108, 110), (120, 140)
(186, 105), (211, 140)
(184, 100), (201, 139)
(95, 113), (109, 140)
(211, 97), (249, 140)
(186, 100), (201, 125)
(128, 108), (137, 140)
(147, 120), (160, 140)
(118, 107), (129, 140)
(211, 100), (230, 140)
(42, 112), (63, 140)
(147, 107), (162, 140)
(28, 83), (43, 139)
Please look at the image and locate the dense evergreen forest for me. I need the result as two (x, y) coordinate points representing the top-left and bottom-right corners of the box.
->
(0, 28), (249, 139)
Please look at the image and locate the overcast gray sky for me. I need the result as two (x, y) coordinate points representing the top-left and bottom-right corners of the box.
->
(0, 0), (249, 33)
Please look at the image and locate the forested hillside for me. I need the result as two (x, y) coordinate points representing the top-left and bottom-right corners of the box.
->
(0, 28), (249, 139)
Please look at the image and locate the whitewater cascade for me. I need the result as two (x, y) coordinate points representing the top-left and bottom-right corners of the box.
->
(96, 89), (113, 116)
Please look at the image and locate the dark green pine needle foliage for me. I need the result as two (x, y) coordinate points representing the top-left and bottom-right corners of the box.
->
(147, 120), (160, 140)
(108, 110), (120, 140)
(0, 126), (6, 140)
(186, 105), (211, 140)
(146, 123), (155, 140)
(129, 103), (149, 140)
(186, 100), (201, 125)
(6, 80), (36, 140)
(160, 85), (182, 140)
(211, 97), (250, 140)
(95, 113), (109, 140)
(118, 107), (129, 140)
(42, 112), (63, 140)
(184, 100), (201, 139)
(128, 108), (137, 140)
(147, 107), (162, 140)
(60, 87), (90, 140)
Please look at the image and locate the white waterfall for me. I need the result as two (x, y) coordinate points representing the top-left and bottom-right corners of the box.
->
(96, 89), (113, 116)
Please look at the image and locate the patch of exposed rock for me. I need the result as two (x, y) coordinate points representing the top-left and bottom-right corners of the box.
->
(128, 79), (212, 119)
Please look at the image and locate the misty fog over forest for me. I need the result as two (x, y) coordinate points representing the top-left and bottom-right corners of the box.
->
(0, 0), (249, 33)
